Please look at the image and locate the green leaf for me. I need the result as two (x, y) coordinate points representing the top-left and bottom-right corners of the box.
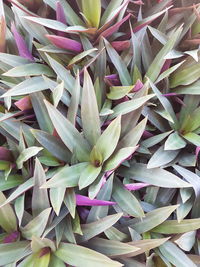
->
(109, 94), (155, 119)
(52, 81), (64, 108)
(81, 69), (101, 146)
(3, 63), (54, 77)
(104, 38), (132, 86)
(49, 255), (65, 267)
(100, 0), (123, 25)
(44, 100), (90, 162)
(164, 132), (186, 150)
(55, 242), (123, 267)
(41, 163), (88, 188)
(107, 85), (134, 100)
(76, 213), (123, 243)
(104, 146), (138, 171)
(31, 129), (71, 162)
(31, 92), (54, 133)
(93, 116), (121, 161)
(141, 131), (173, 148)
(112, 178), (144, 218)
(175, 231), (196, 251)
(170, 62), (200, 88)
(68, 48), (98, 68)
(183, 132), (200, 146)
(0, 173), (23, 191)
(21, 208), (51, 240)
(50, 187), (66, 216)
(147, 145), (179, 169)
(129, 205), (179, 234)
(79, 163), (102, 189)
(122, 238), (169, 257)
(153, 218), (200, 234)
(67, 73), (80, 125)
(119, 163), (191, 188)
(32, 158), (50, 217)
(159, 241), (196, 267)
(146, 27), (182, 82)
(82, 0), (101, 28)
(174, 80), (200, 95)
(45, 54), (75, 94)
(0, 241), (30, 266)
(0, 77), (49, 97)
(182, 107), (200, 133)
(64, 188), (76, 218)
(14, 194), (24, 226)
(0, 191), (17, 232)
(16, 147), (43, 169)
(87, 237), (139, 256)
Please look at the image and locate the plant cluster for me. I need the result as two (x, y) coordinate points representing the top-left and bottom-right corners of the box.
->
(0, 0), (200, 266)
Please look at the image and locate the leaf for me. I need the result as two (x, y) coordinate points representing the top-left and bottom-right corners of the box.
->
(68, 48), (98, 68)
(50, 187), (66, 216)
(129, 205), (179, 234)
(3, 63), (54, 77)
(159, 241), (196, 267)
(31, 92), (54, 133)
(46, 35), (83, 52)
(109, 94), (155, 119)
(146, 27), (182, 82)
(79, 164), (102, 189)
(16, 147), (43, 169)
(87, 238), (140, 256)
(81, 69), (101, 146)
(64, 188), (76, 218)
(41, 163), (88, 188)
(21, 208), (51, 240)
(0, 178), (34, 207)
(52, 81), (64, 107)
(104, 38), (132, 85)
(76, 213), (123, 243)
(147, 145), (179, 169)
(175, 231), (196, 251)
(107, 85), (134, 100)
(170, 62), (200, 88)
(93, 116), (121, 161)
(0, 173), (23, 191)
(44, 100), (90, 162)
(0, 241), (30, 266)
(164, 132), (186, 150)
(31, 129), (71, 162)
(141, 130), (173, 148)
(55, 242), (123, 267)
(112, 178), (144, 218)
(0, 77), (49, 97)
(118, 117), (148, 148)
(183, 132), (200, 146)
(45, 54), (75, 94)
(119, 163), (191, 188)
(104, 146), (138, 171)
(67, 73), (80, 125)
(122, 238), (170, 257)
(0, 53), (30, 67)
(152, 218), (200, 234)
(82, 0), (101, 28)
(0, 191), (17, 232)
(32, 158), (50, 217)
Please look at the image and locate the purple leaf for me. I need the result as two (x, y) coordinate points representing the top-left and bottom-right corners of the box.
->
(160, 59), (172, 73)
(133, 79), (143, 92)
(46, 35), (83, 53)
(76, 194), (116, 206)
(3, 231), (19, 243)
(111, 40), (130, 52)
(124, 183), (150, 191)
(97, 13), (132, 42)
(0, 147), (13, 162)
(56, 1), (67, 36)
(196, 146), (200, 160)
(11, 22), (34, 61)
(162, 93), (177, 97)
(104, 74), (120, 86)
(143, 131), (154, 138)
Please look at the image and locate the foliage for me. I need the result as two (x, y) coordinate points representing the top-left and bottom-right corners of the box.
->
(0, 0), (200, 266)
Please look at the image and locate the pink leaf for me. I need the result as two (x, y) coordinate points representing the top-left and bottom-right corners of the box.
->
(133, 79), (143, 92)
(46, 35), (83, 53)
(14, 96), (32, 111)
(196, 146), (200, 161)
(3, 231), (19, 243)
(76, 194), (116, 206)
(124, 183), (150, 191)
(11, 23), (34, 61)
